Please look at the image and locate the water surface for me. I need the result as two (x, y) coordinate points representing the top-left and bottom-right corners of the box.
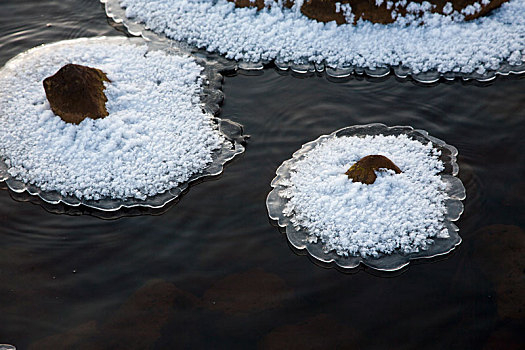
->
(0, 1), (524, 348)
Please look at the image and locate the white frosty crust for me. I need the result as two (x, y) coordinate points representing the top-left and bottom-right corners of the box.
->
(0, 39), (223, 201)
(118, 0), (525, 74)
(281, 134), (449, 258)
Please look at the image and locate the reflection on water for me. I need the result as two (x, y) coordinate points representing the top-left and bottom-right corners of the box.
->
(202, 269), (294, 315)
(471, 225), (525, 320)
(0, 0), (524, 349)
(0, 0), (124, 68)
(260, 314), (360, 349)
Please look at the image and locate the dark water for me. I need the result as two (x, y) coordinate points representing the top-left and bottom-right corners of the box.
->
(1, 1), (524, 349)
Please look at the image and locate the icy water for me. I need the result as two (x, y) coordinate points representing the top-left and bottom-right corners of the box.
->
(0, 1), (524, 349)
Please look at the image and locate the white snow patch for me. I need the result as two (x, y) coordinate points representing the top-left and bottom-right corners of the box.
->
(397, 0), (408, 8)
(406, 1), (434, 13)
(118, 0), (525, 74)
(280, 134), (449, 257)
(340, 3), (355, 24)
(0, 40), (223, 201)
(443, 2), (454, 15)
(462, 2), (482, 15)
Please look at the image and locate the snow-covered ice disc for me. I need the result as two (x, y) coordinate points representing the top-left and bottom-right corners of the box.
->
(266, 124), (466, 271)
(101, 0), (525, 83)
(0, 37), (245, 211)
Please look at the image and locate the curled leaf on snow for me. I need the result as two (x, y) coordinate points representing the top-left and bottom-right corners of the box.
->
(43, 63), (111, 124)
(345, 155), (402, 184)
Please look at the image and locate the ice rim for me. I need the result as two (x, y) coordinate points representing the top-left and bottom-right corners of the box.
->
(101, 0), (525, 84)
(0, 36), (246, 212)
(266, 123), (466, 272)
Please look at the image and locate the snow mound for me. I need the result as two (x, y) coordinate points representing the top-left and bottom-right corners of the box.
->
(0, 38), (224, 201)
(280, 134), (449, 258)
(117, 0), (525, 74)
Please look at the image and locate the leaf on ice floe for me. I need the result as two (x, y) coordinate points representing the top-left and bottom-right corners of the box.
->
(43, 63), (111, 124)
(345, 155), (402, 184)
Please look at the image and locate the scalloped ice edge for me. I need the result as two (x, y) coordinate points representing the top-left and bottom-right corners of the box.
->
(267, 184), (463, 271)
(294, 224), (463, 272)
(3, 123), (245, 212)
(101, 0), (525, 84)
(266, 123), (466, 271)
(0, 36), (246, 212)
(307, 235), (463, 272)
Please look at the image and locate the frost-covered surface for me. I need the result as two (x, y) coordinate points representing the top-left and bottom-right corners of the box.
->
(0, 39), (223, 201)
(280, 135), (448, 258)
(118, 0), (525, 74)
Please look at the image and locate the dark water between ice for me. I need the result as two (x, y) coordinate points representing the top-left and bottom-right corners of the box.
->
(0, 1), (524, 349)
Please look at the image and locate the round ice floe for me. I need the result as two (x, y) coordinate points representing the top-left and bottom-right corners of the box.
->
(267, 124), (465, 271)
(0, 37), (244, 210)
(103, 0), (525, 80)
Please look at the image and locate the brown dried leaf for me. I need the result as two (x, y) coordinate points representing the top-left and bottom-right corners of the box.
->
(345, 155), (402, 184)
(43, 63), (111, 124)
